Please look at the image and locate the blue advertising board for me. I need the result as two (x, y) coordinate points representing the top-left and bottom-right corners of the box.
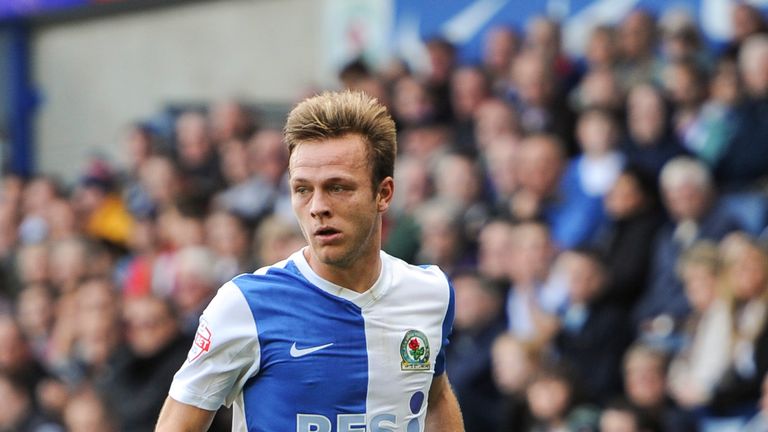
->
(392, 0), (768, 63)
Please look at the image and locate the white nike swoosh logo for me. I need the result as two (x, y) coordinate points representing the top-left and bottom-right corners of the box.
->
(290, 342), (334, 358)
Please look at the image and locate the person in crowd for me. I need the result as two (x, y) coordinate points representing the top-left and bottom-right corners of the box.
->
(505, 221), (563, 347)
(492, 333), (543, 431)
(592, 165), (666, 308)
(482, 25), (520, 92)
(634, 157), (740, 343)
(622, 343), (698, 432)
(715, 34), (768, 189)
(15, 284), (56, 364)
(98, 295), (189, 432)
(507, 51), (576, 153)
(0, 372), (63, 432)
(170, 246), (218, 336)
(740, 373), (768, 432)
(447, 271), (506, 432)
(616, 9), (663, 89)
(450, 66), (491, 154)
(557, 108), (625, 248)
(174, 111), (224, 199)
(62, 388), (116, 432)
(477, 219), (515, 285)
(204, 210), (250, 285)
(523, 363), (600, 432)
(667, 241), (731, 411)
(622, 83), (687, 178)
(600, 399), (660, 432)
(208, 99), (256, 145)
(554, 248), (633, 403)
(702, 233), (768, 426)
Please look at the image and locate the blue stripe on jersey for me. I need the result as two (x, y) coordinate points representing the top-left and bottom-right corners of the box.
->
(233, 264), (368, 432)
(434, 279), (455, 376)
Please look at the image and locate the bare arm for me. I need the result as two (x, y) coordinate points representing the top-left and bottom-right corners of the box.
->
(155, 397), (216, 432)
(425, 374), (464, 432)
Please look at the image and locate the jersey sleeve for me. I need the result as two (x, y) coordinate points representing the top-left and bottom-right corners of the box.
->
(168, 281), (261, 410)
(433, 277), (455, 377)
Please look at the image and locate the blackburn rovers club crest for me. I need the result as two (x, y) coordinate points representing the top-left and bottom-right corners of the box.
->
(400, 330), (431, 371)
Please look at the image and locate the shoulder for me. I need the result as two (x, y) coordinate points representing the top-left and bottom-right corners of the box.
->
(384, 253), (451, 289)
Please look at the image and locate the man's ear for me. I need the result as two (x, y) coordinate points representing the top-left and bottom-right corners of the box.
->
(376, 177), (395, 213)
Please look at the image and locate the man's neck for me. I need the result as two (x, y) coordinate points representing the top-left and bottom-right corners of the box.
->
(305, 247), (382, 294)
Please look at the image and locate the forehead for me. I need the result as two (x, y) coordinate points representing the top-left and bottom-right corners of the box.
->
(289, 135), (369, 179)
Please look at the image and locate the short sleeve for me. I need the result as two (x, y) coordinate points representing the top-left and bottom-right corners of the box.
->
(168, 281), (261, 410)
(433, 279), (455, 376)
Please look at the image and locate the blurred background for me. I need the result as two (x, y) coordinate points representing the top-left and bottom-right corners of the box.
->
(2, 0), (768, 431)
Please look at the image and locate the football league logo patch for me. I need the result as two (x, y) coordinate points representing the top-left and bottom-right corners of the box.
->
(400, 329), (430, 371)
(188, 318), (212, 362)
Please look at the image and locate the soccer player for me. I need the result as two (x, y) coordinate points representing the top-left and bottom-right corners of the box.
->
(155, 91), (464, 431)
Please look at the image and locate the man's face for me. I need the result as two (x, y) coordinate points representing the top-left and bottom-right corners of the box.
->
(289, 135), (392, 269)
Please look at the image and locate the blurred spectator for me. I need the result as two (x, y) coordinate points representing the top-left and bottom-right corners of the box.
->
(433, 152), (490, 240)
(172, 246), (218, 336)
(384, 157), (430, 263)
(0, 314), (49, 395)
(482, 25), (520, 92)
(49, 278), (121, 385)
(98, 295), (188, 432)
(447, 271), (505, 432)
(703, 233), (768, 424)
(592, 165), (665, 308)
(19, 176), (59, 245)
(570, 68), (625, 114)
(622, 343), (698, 432)
(715, 34), (768, 190)
(450, 66), (491, 154)
(484, 134), (520, 213)
(678, 59), (741, 167)
(616, 10), (663, 89)
(554, 248), (633, 403)
(174, 111), (224, 199)
(740, 373), (768, 432)
(252, 215), (305, 268)
(62, 388), (116, 432)
(668, 242), (730, 410)
(505, 221), (563, 347)
(477, 219), (514, 284)
(507, 52), (576, 153)
(524, 363), (600, 432)
(205, 210), (250, 284)
(73, 158), (133, 248)
(414, 198), (472, 275)
(209, 99), (257, 145)
(424, 37), (457, 122)
(473, 98), (520, 152)
(509, 134), (565, 222)
(581, 25), (619, 73)
(492, 333), (542, 431)
(0, 372), (63, 432)
(524, 16), (576, 86)
(555, 108), (625, 248)
(634, 157), (740, 341)
(723, 3), (768, 61)
(600, 398), (660, 432)
(215, 128), (288, 222)
(391, 75), (436, 129)
(15, 284), (56, 363)
(622, 83), (687, 178)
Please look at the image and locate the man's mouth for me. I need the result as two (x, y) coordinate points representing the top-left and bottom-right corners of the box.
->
(314, 227), (341, 240)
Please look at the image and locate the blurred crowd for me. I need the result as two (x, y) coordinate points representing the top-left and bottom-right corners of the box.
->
(2, 3), (768, 432)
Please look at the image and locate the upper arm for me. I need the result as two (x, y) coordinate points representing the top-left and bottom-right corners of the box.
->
(169, 281), (261, 410)
(155, 397), (216, 432)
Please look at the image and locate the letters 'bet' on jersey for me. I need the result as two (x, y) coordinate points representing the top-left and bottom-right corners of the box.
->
(169, 249), (455, 432)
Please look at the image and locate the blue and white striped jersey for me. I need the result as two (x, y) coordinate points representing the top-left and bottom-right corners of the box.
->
(168, 248), (455, 432)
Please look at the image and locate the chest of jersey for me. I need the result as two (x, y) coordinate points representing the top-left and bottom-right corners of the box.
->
(236, 268), (444, 432)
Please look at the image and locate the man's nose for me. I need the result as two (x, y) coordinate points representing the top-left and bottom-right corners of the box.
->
(309, 191), (332, 219)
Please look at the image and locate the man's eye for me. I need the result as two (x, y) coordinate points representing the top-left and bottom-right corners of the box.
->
(330, 185), (345, 193)
(295, 186), (309, 195)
